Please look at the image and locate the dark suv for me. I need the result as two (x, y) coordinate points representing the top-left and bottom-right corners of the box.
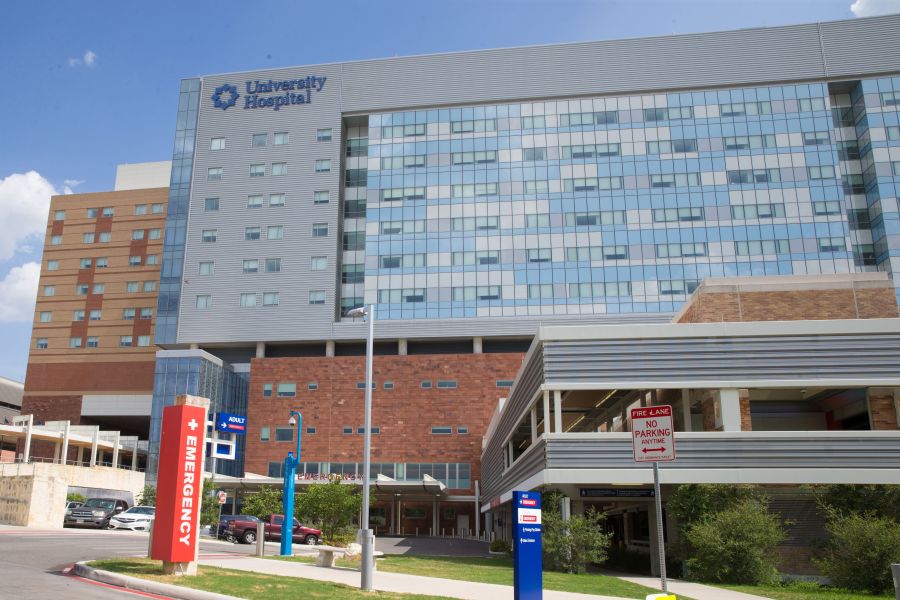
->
(64, 498), (129, 528)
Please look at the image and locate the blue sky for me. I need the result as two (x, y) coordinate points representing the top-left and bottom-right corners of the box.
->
(0, 0), (896, 382)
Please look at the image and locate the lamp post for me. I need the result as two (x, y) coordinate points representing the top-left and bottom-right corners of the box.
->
(280, 410), (302, 556)
(347, 304), (375, 591)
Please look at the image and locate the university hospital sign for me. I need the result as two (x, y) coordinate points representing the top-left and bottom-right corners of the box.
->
(211, 77), (327, 112)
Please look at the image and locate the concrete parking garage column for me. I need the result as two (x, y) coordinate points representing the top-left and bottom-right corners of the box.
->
(720, 389), (742, 432)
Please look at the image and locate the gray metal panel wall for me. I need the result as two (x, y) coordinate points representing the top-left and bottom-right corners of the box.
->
(339, 15), (900, 113)
(543, 435), (900, 470)
(542, 333), (900, 384)
(480, 439), (546, 506)
(820, 16), (900, 78)
(178, 67), (344, 344)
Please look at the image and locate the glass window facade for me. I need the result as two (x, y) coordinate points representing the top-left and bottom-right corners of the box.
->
(347, 78), (900, 319)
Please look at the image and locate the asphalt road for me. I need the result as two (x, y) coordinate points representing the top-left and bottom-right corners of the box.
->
(0, 527), (255, 599)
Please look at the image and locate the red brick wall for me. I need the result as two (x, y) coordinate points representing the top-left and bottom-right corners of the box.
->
(244, 353), (524, 492)
(868, 393), (899, 430)
(676, 287), (898, 323)
(24, 361), (155, 393)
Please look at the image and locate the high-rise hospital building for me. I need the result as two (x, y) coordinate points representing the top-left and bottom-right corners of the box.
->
(23, 14), (900, 572)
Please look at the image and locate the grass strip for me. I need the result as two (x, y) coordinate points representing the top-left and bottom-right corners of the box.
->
(271, 553), (662, 599)
(88, 558), (450, 600)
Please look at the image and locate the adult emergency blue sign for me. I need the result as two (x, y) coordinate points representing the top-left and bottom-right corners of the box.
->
(513, 490), (542, 600)
(215, 412), (247, 435)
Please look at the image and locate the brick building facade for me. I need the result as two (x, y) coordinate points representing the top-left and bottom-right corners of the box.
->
(21, 165), (169, 457)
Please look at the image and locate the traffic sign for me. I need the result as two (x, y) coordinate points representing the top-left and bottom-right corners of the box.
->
(217, 491), (227, 505)
(630, 405), (676, 462)
(215, 412), (247, 435)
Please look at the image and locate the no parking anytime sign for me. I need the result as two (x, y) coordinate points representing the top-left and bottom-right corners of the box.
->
(630, 405), (676, 462)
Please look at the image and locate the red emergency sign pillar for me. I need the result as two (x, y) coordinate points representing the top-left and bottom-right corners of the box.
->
(151, 394), (210, 575)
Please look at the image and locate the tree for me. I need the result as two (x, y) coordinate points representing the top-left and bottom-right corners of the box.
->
(242, 485), (284, 519)
(66, 492), (86, 504)
(811, 484), (900, 521)
(137, 485), (156, 506)
(668, 484), (767, 530)
(198, 479), (221, 527)
(815, 512), (900, 594)
(683, 498), (785, 585)
(539, 487), (612, 574)
(297, 479), (365, 542)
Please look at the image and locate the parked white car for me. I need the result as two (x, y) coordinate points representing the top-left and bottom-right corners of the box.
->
(108, 506), (155, 531)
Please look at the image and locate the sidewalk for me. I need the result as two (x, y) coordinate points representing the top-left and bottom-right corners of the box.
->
(614, 574), (771, 600)
(198, 555), (631, 600)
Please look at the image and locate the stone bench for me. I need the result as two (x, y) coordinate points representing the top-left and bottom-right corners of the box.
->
(315, 545), (384, 570)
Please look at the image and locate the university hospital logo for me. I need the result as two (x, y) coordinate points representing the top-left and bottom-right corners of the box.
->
(211, 77), (327, 112)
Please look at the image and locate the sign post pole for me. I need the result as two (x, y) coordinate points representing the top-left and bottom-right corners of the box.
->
(512, 491), (542, 600)
(630, 404), (676, 595)
(652, 461), (667, 594)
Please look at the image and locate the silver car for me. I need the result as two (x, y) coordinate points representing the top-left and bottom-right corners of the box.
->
(108, 506), (155, 531)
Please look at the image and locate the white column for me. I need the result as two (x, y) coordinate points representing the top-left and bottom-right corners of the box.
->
(472, 337), (483, 354)
(398, 339), (407, 356)
(22, 414), (33, 463)
(89, 429), (99, 467)
(132, 438), (140, 471)
(325, 340), (335, 357)
(76, 446), (84, 466)
(255, 342), (265, 358)
(681, 389), (692, 432)
(553, 390), (563, 433)
(189, 343), (199, 350)
(111, 432), (120, 469)
(53, 442), (61, 463)
(530, 407), (537, 442)
(719, 388), (741, 432)
(60, 421), (70, 465)
(542, 390), (551, 434)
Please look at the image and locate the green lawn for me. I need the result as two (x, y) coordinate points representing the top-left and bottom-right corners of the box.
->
(272, 554), (664, 599)
(87, 558), (450, 600)
(721, 581), (895, 600)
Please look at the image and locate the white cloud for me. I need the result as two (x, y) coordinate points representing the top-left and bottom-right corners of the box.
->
(67, 49), (97, 68)
(850, 0), (900, 16)
(0, 171), (56, 262)
(0, 262), (40, 323)
(63, 179), (84, 188)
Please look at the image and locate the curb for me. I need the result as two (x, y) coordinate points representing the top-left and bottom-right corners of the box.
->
(73, 561), (243, 600)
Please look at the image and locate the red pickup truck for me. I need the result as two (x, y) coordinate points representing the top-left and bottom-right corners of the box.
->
(221, 513), (321, 545)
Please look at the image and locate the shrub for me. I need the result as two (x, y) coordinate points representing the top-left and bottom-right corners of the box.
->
(812, 484), (900, 520)
(538, 487), (612, 574)
(815, 512), (900, 594)
(297, 480), (368, 542)
(66, 492), (86, 504)
(684, 498), (785, 585)
(668, 484), (768, 530)
(242, 485), (284, 519)
(490, 538), (511, 554)
(136, 485), (156, 506)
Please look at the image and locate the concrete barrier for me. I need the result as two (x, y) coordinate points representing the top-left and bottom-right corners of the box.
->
(0, 462), (144, 527)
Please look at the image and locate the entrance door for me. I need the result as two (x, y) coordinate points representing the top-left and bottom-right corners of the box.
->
(457, 513), (470, 536)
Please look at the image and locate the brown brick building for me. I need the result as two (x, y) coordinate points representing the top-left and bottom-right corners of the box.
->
(22, 163), (169, 447)
(243, 352), (524, 535)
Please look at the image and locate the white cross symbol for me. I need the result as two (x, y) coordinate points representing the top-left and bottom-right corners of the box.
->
(187, 419), (199, 431)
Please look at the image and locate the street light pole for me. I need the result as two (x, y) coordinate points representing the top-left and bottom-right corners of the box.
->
(280, 410), (302, 556)
(349, 304), (375, 591)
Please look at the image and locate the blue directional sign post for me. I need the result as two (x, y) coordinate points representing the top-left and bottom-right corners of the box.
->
(512, 490), (542, 600)
(215, 412), (247, 435)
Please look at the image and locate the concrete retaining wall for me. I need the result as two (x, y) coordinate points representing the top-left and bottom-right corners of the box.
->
(0, 462), (145, 528)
